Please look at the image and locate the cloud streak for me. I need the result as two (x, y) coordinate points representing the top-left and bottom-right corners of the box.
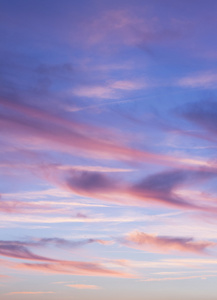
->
(0, 237), (112, 262)
(0, 241), (56, 261)
(178, 72), (217, 89)
(66, 284), (101, 290)
(13, 260), (134, 278)
(0, 96), (213, 168)
(6, 291), (55, 295)
(142, 275), (216, 282)
(0, 240), (134, 278)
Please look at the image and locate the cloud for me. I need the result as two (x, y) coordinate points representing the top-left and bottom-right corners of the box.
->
(121, 231), (216, 254)
(129, 169), (191, 208)
(180, 100), (217, 136)
(0, 200), (61, 214)
(6, 291), (55, 295)
(59, 257), (217, 271)
(163, 258), (217, 267)
(32, 237), (112, 248)
(72, 85), (117, 99)
(0, 241), (56, 261)
(128, 168), (217, 209)
(66, 171), (117, 194)
(0, 96), (213, 169)
(0, 237), (112, 262)
(110, 80), (147, 90)
(0, 213), (148, 224)
(0, 96), (136, 161)
(72, 79), (147, 99)
(2, 168), (217, 217)
(0, 241), (134, 278)
(0, 197), (98, 217)
(0, 274), (10, 279)
(66, 284), (101, 290)
(178, 72), (217, 89)
(0, 96), (175, 163)
(56, 164), (134, 173)
(65, 169), (217, 210)
(14, 260), (134, 278)
(142, 275), (216, 282)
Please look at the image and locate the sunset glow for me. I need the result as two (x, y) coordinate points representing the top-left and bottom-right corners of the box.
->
(1, 1), (217, 299)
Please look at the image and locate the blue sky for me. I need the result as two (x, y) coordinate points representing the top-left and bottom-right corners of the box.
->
(1, 1), (217, 299)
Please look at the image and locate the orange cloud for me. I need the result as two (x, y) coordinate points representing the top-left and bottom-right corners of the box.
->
(6, 291), (55, 295)
(66, 284), (101, 290)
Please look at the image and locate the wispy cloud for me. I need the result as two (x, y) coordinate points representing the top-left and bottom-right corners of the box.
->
(66, 284), (101, 290)
(0, 247), (134, 278)
(6, 291), (55, 295)
(0, 237), (112, 262)
(0, 213), (148, 224)
(0, 241), (56, 261)
(178, 72), (217, 89)
(1, 1), (217, 297)
(0, 96), (211, 167)
(72, 85), (117, 99)
(13, 260), (134, 278)
(72, 79), (148, 99)
(142, 274), (216, 282)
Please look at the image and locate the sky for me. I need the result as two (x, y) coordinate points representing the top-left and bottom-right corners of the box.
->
(1, 0), (217, 299)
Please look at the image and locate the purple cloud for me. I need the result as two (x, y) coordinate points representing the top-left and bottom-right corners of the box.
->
(182, 100), (217, 134)
(66, 171), (117, 193)
(0, 241), (55, 261)
(0, 237), (110, 262)
(64, 169), (217, 210)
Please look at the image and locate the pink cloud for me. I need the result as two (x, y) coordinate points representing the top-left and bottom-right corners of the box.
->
(0, 91), (210, 168)
(72, 85), (118, 99)
(0, 200), (62, 214)
(0, 198), (92, 219)
(178, 72), (217, 89)
(122, 231), (216, 254)
(0, 96), (167, 162)
(72, 79), (147, 99)
(0, 252), (134, 278)
(0, 239), (133, 278)
(110, 80), (147, 90)
(66, 284), (101, 290)
(14, 260), (134, 278)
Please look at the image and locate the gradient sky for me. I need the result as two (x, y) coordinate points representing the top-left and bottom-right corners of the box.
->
(1, 1), (217, 299)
